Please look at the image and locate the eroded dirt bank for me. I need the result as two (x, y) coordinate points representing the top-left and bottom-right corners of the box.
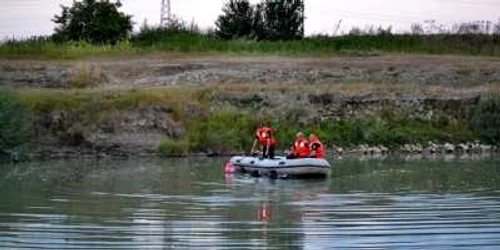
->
(2, 55), (499, 158)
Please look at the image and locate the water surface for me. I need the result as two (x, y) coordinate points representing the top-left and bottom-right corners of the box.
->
(1, 155), (500, 249)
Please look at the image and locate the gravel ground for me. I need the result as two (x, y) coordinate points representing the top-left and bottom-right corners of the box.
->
(1, 55), (499, 89)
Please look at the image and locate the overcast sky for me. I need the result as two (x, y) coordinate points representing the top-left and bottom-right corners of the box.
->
(1, 0), (499, 39)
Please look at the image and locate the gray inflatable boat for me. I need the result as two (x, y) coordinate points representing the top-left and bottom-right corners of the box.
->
(229, 156), (331, 177)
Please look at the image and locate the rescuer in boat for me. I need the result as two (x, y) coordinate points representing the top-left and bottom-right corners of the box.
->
(251, 121), (276, 159)
(308, 133), (326, 158)
(287, 132), (311, 159)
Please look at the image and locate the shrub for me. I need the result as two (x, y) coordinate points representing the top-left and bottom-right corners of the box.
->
(470, 95), (500, 145)
(187, 110), (257, 153)
(0, 90), (31, 153)
(158, 138), (190, 157)
(70, 63), (104, 88)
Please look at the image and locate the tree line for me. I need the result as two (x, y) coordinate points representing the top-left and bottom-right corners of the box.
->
(26, 0), (500, 44)
(51, 0), (305, 44)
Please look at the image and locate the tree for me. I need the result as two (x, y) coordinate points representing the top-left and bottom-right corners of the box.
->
(215, 0), (305, 41)
(52, 0), (133, 44)
(216, 0), (255, 40)
(256, 0), (305, 41)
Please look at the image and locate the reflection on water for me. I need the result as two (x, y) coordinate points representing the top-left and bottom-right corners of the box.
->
(1, 156), (500, 249)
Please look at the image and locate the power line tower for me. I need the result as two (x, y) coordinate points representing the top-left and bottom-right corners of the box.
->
(160, 0), (171, 27)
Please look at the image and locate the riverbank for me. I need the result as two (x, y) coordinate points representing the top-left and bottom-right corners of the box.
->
(1, 54), (499, 159)
(25, 143), (499, 160)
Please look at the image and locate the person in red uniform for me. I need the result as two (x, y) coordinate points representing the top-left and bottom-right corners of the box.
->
(251, 122), (276, 159)
(287, 132), (310, 159)
(308, 133), (326, 158)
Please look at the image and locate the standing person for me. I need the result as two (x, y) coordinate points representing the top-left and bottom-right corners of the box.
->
(309, 133), (326, 158)
(287, 132), (310, 159)
(251, 121), (276, 159)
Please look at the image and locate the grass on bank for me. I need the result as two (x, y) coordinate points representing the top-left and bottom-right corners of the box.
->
(3, 87), (498, 156)
(1, 32), (500, 59)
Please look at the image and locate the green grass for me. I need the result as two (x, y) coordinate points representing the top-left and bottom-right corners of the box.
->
(158, 138), (190, 157)
(2, 32), (500, 59)
(0, 37), (138, 59)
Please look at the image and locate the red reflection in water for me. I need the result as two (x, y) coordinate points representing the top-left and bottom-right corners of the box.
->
(258, 202), (274, 222)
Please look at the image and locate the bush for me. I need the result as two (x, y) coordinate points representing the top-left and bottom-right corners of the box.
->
(158, 138), (190, 157)
(0, 90), (31, 153)
(470, 95), (500, 145)
(187, 111), (257, 153)
(70, 63), (104, 88)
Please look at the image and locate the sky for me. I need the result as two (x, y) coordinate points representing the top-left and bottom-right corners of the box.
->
(1, 0), (499, 39)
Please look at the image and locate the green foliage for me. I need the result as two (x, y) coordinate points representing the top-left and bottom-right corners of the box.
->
(184, 110), (477, 153)
(52, 0), (133, 44)
(0, 37), (136, 59)
(305, 118), (476, 148)
(216, 0), (304, 41)
(158, 138), (190, 157)
(2, 33), (500, 59)
(216, 0), (255, 40)
(187, 110), (257, 153)
(132, 19), (209, 51)
(255, 0), (305, 41)
(470, 95), (500, 145)
(0, 90), (31, 153)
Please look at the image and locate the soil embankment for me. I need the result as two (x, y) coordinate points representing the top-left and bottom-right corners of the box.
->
(1, 55), (499, 158)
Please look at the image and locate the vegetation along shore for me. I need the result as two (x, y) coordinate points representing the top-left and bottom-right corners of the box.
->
(1, 0), (499, 160)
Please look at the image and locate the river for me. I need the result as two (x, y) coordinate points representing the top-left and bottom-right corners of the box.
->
(1, 155), (500, 249)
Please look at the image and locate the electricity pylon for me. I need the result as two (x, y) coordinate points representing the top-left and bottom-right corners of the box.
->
(160, 0), (171, 27)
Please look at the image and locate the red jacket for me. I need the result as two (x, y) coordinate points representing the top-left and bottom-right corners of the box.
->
(293, 138), (310, 158)
(256, 127), (276, 146)
(310, 138), (326, 158)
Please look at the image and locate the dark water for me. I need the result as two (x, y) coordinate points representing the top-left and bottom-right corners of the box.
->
(1, 155), (500, 249)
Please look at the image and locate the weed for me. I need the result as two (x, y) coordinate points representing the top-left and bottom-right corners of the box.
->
(70, 63), (104, 88)
(455, 65), (474, 76)
(158, 138), (190, 157)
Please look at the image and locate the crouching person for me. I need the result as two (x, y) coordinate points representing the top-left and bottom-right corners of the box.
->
(309, 133), (326, 159)
(287, 132), (310, 159)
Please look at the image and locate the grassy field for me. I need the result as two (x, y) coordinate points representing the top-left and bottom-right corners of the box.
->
(1, 31), (500, 59)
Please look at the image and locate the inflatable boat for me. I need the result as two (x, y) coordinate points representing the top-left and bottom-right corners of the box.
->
(227, 156), (331, 178)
